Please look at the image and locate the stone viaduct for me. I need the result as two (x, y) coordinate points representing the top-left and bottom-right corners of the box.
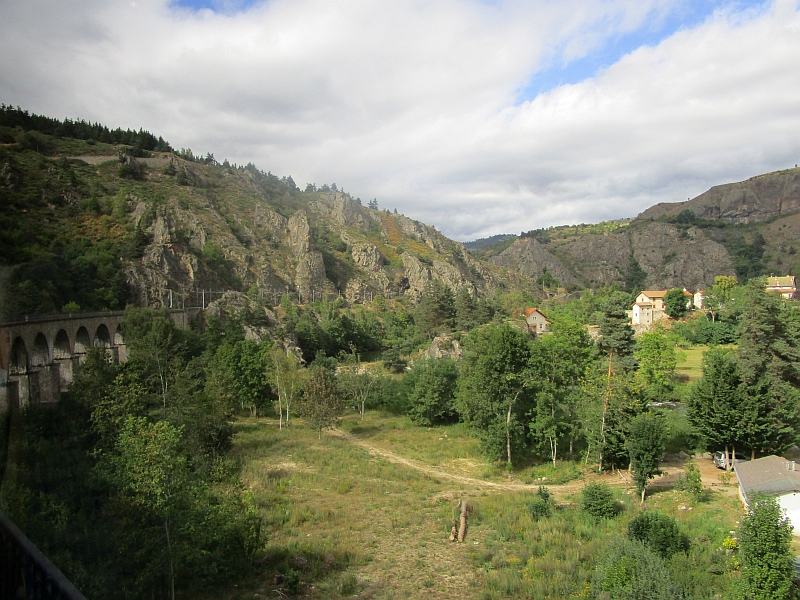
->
(0, 309), (199, 411)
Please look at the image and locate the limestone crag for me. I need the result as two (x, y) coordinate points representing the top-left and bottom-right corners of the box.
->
(253, 205), (288, 242)
(401, 254), (432, 297)
(425, 334), (463, 361)
(312, 193), (374, 229)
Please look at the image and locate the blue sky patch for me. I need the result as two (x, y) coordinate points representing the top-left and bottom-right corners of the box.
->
(170, 0), (263, 14)
(516, 0), (768, 102)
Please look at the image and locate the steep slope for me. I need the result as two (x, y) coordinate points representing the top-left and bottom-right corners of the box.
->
(0, 128), (527, 317)
(490, 221), (736, 290)
(639, 167), (800, 223)
(478, 167), (800, 290)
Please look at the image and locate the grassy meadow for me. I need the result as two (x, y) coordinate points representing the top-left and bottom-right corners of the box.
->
(221, 409), (744, 599)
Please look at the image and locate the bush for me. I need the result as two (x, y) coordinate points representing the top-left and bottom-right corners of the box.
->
(527, 486), (554, 521)
(592, 538), (687, 599)
(580, 483), (620, 520)
(627, 511), (689, 558)
(675, 461), (704, 502)
(406, 358), (458, 426)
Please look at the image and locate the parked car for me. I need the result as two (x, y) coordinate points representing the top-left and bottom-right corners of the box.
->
(713, 451), (749, 469)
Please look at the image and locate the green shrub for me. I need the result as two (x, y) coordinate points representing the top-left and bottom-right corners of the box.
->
(283, 567), (300, 595)
(527, 486), (554, 521)
(579, 483), (620, 520)
(338, 572), (358, 596)
(675, 461), (704, 502)
(627, 511), (689, 558)
(592, 538), (687, 599)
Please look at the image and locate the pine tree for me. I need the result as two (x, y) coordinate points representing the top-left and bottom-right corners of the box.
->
(597, 292), (637, 373)
(736, 280), (800, 457)
(686, 347), (745, 466)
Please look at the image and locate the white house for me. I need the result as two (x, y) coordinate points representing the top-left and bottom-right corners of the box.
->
(631, 290), (668, 326)
(693, 290), (704, 310)
(735, 455), (800, 536)
(524, 308), (549, 334)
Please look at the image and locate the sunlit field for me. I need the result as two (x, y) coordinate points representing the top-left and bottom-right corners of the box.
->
(220, 411), (743, 599)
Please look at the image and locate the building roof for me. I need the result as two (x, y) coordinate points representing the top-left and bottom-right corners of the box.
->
(735, 455), (800, 502)
(767, 276), (797, 288)
(523, 308), (549, 321)
(639, 290), (668, 298)
(634, 302), (653, 307)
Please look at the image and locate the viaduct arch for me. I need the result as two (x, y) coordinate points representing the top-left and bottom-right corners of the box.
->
(0, 309), (198, 410)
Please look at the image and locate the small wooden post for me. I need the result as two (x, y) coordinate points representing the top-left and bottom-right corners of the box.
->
(457, 501), (468, 542)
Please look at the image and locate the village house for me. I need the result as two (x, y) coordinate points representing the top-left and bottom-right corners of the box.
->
(523, 308), (549, 334)
(631, 290), (667, 326)
(693, 290), (704, 310)
(735, 456), (800, 536)
(766, 276), (799, 299)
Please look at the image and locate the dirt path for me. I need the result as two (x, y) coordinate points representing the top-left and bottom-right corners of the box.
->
(331, 427), (621, 497)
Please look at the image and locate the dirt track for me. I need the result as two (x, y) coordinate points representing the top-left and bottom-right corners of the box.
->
(330, 427), (739, 500)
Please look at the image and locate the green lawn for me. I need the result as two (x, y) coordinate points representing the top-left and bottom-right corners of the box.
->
(675, 345), (708, 382)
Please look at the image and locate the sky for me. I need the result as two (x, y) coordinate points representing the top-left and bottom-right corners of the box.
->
(1, 0), (799, 241)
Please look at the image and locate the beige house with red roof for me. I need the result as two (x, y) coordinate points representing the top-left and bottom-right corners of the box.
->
(523, 308), (549, 334)
(631, 290), (668, 326)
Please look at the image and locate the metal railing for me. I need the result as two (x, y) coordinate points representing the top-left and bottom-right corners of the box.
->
(0, 508), (87, 600)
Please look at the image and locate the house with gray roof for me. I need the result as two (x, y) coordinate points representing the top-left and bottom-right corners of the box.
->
(735, 455), (800, 536)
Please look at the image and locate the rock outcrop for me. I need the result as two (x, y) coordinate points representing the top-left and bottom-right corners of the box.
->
(639, 167), (800, 224)
(491, 238), (581, 286)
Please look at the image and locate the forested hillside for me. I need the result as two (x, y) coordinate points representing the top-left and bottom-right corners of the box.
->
(0, 106), (531, 322)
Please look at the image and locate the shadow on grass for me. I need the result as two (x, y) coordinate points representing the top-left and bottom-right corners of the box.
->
(254, 543), (359, 596)
(344, 424), (382, 438)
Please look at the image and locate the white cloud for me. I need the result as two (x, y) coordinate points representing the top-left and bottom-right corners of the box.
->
(1, 0), (799, 240)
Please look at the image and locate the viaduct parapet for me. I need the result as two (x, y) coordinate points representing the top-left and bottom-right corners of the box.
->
(0, 309), (200, 411)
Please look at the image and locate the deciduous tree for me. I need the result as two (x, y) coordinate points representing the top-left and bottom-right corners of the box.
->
(296, 366), (344, 438)
(737, 496), (798, 600)
(270, 347), (304, 429)
(455, 324), (533, 466)
(664, 288), (689, 319)
(406, 358), (458, 426)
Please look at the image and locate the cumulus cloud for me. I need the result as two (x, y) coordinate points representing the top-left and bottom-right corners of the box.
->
(1, 0), (799, 240)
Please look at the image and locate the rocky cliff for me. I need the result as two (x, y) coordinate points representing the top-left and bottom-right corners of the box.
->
(490, 221), (736, 290)
(638, 167), (800, 224)
(109, 157), (527, 309)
